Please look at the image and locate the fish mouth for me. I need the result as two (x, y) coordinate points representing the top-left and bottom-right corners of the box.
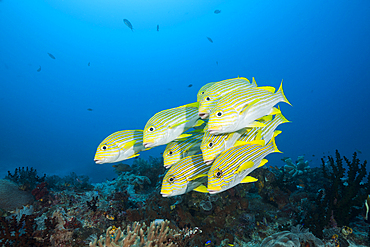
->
(160, 192), (171, 197)
(143, 142), (155, 149)
(207, 189), (220, 194)
(198, 113), (209, 119)
(204, 160), (214, 165)
(94, 159), (103, 164)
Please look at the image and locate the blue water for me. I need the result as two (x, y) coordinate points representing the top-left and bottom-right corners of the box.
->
(1, 0), (369, 182)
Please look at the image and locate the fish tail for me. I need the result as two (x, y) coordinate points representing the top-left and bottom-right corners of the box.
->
(268, 134), (282, 154)
(276, 80), (292, 106)
(274, 109), (290, 124)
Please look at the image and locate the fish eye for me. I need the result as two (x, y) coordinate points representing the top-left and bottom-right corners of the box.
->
(201, 91), (205, 95)
(168, 176), (175, 183)
(101, 145), (107, 151)
(206, 96), (211, 101)
(148, 126), (155, 132)
(208, 142), (214, 148)
(216, 111), (223, 117)
(215, 170), (222, 178)
(168, 150), (173, 156)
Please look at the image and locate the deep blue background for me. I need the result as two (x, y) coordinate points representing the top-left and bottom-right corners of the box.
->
(1, 0), (369, 182)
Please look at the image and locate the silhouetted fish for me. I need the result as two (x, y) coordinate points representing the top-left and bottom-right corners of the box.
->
(47, 53), (55, 59)
(88, 62), (90, 66)
(87, 108), (93, 111)
(214, 10), (221, 14)
(157, 25), (159, 31)
(207, 37), (213, 43)
(188, 84), (193, 88)
(37, 66), (41, 72)
(123, 19), (133, 31)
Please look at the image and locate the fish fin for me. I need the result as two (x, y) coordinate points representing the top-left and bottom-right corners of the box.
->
(247, 121), (266, 128)
(258, 115), (273, 123)
(258, 86), (276, 93)
(188, 174), (207, 181)
(178, 102), (199, 108)
(274, 111), (290, 124)
(127, 154), (140, 159)
(241, 99), (260, 114)
(241, 176), (258, 183)
(234, 140), (250, 147)
(193, 185), (209, 193)
(251, 77), (258, 87)
(258, 159), (268, 168)
(273, 130), (282, 137)
(193, 119), (205, 128)
(236, 161), (254, 173)
(249, 139), (265, 146)
(277, 80), (292, 106)
(169, 120), (188, 129)
(269, 107), (281, 115)
(122, 140), (137, 149)
(255, 130), (262, 141)
(270, 135), (282, 153)
(176, 133), (192, 140)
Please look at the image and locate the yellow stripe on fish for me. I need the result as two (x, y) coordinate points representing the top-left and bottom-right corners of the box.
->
(207, 136), (281, 194)
(201, 127), (247, 165)
(143, 102), (200, 148)
(94, 130), (146, 164)
(198, 77), (256, 119)
(163, 130), (204, 169)
(208, 81), (291, 134)
(161, 154), (211, 197)
(236, 112), (290, 145)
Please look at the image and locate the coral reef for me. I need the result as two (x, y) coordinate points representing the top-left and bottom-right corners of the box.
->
(281, 156), (310, 178)
(0, 179), (34, 211)
(260, 225), (324, 247)
(5, 167), (46, 191)
(89, 219), (201, 247)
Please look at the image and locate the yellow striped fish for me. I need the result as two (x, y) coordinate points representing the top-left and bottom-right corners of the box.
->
(94, 130), (146, 164)
(143, 102), (200, 148)
(197, 82), (216, 103)
(208, 81), (291, 135)
(163, 130), (204, 169)
(207, 137), (281, 194)
(161, 154), (210, 197)
(236, 112), (289, 145)
(198, 77), (256, 119)
(201, 127), (247, 165)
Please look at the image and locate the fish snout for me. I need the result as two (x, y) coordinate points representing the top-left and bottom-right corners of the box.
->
(143, 142), (155, 149)
(208, 129), (220, 135)
(198, 113), (209, 119)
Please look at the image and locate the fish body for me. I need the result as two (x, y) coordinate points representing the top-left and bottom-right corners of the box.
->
(94, 130), (147, 164)
(208, 82), (290, 134)
(207, 137), (281, 194)
(163, 130), (204, 168)
(199, 77), (256, 119)
(88, 62), (90, 66)
(157, 25), (159, 31)
(236, 112), (289, 144)
(201, 126), (246, 165)
(161, 154), (210, 197)
(207, 37), (213, 43)
(47, 53), (55, 59)
(123, 19), (134, 31)
(143, 102), (200, 148)
(197, 82), (216, 103)
(37, 66), (41, 72)
(214, 10), (221, 14)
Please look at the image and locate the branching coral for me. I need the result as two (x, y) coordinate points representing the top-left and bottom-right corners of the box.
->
(89, 219), (201, 247)
(260, 225), (324, 247)
(281, 156), (310, 177)
(5, 167), (46, 191)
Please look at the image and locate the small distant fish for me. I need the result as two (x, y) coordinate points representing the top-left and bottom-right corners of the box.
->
(216, 61), (218, 65)
(87, 108), (93, 111)
(88, 62), (90, 66)
(37, 66), (41, 72)
(47, 53), (55, 59)
(205, 240), (211, 246)
(157, 25), (159, 31)
(123, 19), (134, 31)
(188, 84), (193, 87)
(206, 37), (213, 43)
(214, 10), (221, 14)
(112, 163), (132, 175)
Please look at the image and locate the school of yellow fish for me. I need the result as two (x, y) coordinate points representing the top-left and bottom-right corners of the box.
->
(94, 77), (291, 196)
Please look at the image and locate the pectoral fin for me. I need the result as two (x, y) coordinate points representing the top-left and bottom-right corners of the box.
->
(127, 153), (140, 159)
(247, 121), (266, 128)
(188, 174), (207, 181)
(258, 86), (276, 93)
(258, 159), (268, 168)
(236, 161), (254, 173)
(193, 185), (209, 193)
(241, 176), (258, 183)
